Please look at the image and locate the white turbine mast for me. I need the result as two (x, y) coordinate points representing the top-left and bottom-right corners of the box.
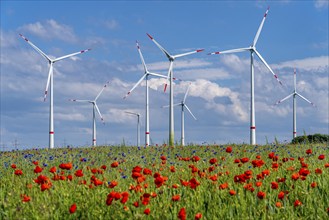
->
(19, 34), (91, 149)
(123, 41), (167, 147)
(274, 69), (316, 138)
(147, 33), (203, 146)
(69, 81), (109, 146)
(125, 111), (141, 147)
(163, 83), (197, 146)
(208, 7), (282, 145)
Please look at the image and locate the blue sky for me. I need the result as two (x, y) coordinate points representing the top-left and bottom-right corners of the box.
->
(1, 1), (328, 149)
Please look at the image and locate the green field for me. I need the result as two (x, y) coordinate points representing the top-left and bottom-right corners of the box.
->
(1, 144), (328, 219)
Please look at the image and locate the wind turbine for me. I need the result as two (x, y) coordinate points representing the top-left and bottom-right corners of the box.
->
(124, 41), (167, 146)
(125, 111), (141, 147)
(69, 81), (109, 146)
(163, 83), (197, 146)
(274, 69), (315, 138)
(147, 33), (204, 146)
(208, 7), (282, 145)
(19, 34), (91, 149)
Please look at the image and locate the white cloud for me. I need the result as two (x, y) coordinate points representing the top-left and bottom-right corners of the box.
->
(314, 0), (329, 9)
(272, 56), (329, 73)
(18, 19), (78, 43)
(103, 19), (119, 30)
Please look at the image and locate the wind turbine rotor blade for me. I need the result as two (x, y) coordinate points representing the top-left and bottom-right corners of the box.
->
(185, 105), (197, 120)
(254, 49), (283, 85)
(95, 81), (110, 101)
(162, 103), (180, 108)
(19, 34), (52, 61)
(53, 49), (91, 62)
(44, 64), (53, 101)
(296, 93), (316, 107)
(146, 33), (172, 59)
(148, 72), (167, 78)
(208, 47), (250, 55)
(164, 61), (173, 92)
(274, 93), (294, 105)
(123, 74), (147, 99)
(136, 41), (148, 73)
(125, 111), (139, 116)
(69, 99), (92, 102)
(183, 83), (191, 103)
(253, 7), (270, 47)
(173, 49), (204, 59)
(94, 103), (104, 122)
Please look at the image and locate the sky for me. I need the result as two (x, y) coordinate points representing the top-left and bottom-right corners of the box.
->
(1, 0), (328, 150)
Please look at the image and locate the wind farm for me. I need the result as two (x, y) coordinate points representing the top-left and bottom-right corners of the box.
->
(2, 1), (327, 149)
(2, 2), (328, 219)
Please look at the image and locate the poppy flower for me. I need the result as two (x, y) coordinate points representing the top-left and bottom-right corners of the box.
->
(172, 195), (180, 201)
(315, 168), (322, 174)
(143, 168), (152, 175)
(111, 161), (119, 168)
(271, 182), (279, 190)
(170, 166), (176, 172)
(21, 194), (31, 202)
(306, 149), (312, 154)
(257, 191), (266, 199)
(192, 156), (200, 162)
(49, 166), (56, 173)
(59, 163), (72, 170)
(195, 213), (202, 220)
(32, 161), (39, 165)
(318, 155), (325, 160)
(144, 208), (151, 215)
(14, 169), (23, 176)
(229, 190), (236, 196)
(69, 203), (77, 214)
(133, 201), (139, 207)
(255, 182), (262, 187)
(189, 178), (200, 189)
(74, 169), (84, 177)
(294, 199), (302, 207)
(275, 202), (282, 208)
(34, 166), (43, 173)
(178, 207), (186, 220)
(160, 155), (166, 160)
(226, 146), (232, 153)
(234, 159), (240, 163)
(109, 181), (118, 188)
(310, 182), (317, 188)
(278, 191), (285, 200)
(11, 164), (17, 169)
(101, 165), (107, 170)
(209, 158), (217, 164)
(240, 157), (249, 163)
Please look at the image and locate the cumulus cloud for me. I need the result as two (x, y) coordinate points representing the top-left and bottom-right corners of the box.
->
(18, 19), (78, 43)
(272, 56), (329, 73)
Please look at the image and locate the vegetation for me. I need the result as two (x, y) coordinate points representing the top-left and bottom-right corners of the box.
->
(292, 133), (329, 144)
(1, 143), (328, 219)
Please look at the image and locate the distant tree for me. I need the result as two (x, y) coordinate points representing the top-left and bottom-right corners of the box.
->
(292, 133), (329, 144)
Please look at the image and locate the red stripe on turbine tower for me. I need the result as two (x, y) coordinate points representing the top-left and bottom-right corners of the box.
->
(145, 132), (150, 134)
(250, 126), (256, 129)
(49, 131), (54, 134)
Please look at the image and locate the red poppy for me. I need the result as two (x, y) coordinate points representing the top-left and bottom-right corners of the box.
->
(32, 161), (38, 165)
(226, 146), (232, 153)
(278, 191), (285, 200)
(294, 199), (302, 207)
(41, 183), (51, 191)
(143, 168), (152, 175)
(318, 155), (325, 160)
(144, 208), (151, 215)
(111, 161), (119, 168)
(306, 149), (312, 154)
(240, 157), (249, 163)
(133, 201), (139, 207)
(219, 182), (228, 190)
(299, 168), (310, 176)
(291, 173), (299, 181)
(234, 159), (241, 163)
(154, 176), (165, 188)
(261, 170), (270, 177)
(268, 152), (275, 159)
(109, 181), (118, 188)
(59, 163), (72, 170)
(209, 158), (217, 164)
(271, 182), (279, 190)
(315, 168), (322, 174)
(275, 202), (282, 208)
(189, 178), (200, 189)
(21, 194), (31, 202)
(121, 192), (129, 204)
(49, 166), (56, 173)
(170, 166), (176, 172)
(229, 190), (236, 196)
(195, 213), (202, 220)
(69, 203), (77, 214)
(178, 207), (186, 220)
(255, 181), (262, 187)
(257, 191), (266, 199)
(325, 163), (329, 168)
(160, 155), (166, 160)
(34, 166), (43, 173)
(192, 155), (200, 162)
(74, 169), (84, 177)
(11, 164), (17, 169)
(101, 165), (107, 170)
(14, 169), (23, 176)
(172, 195), (181, 201)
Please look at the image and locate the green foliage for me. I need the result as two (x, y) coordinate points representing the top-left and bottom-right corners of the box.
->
(292, 133), (329, 144)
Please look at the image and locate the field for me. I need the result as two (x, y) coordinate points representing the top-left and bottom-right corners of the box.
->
(1, 143), (328, 219)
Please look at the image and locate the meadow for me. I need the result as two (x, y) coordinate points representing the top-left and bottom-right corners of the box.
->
(1, 143), (328, 220)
